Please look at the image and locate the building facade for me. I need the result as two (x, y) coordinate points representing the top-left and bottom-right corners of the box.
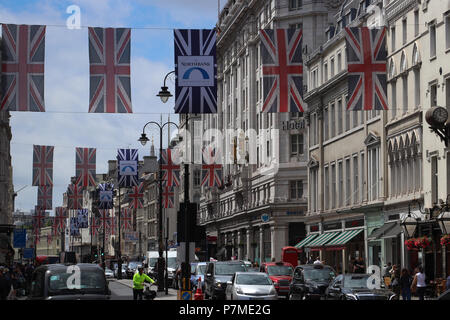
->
(198, 0), (344, 263)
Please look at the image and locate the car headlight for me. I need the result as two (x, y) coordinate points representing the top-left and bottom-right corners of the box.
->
(215, 281), (222, 288)
(346, 294), (358, 300)
(236, 286), (244, 294)
(269, 287), (277, 295)
(273, 281), (279, 287)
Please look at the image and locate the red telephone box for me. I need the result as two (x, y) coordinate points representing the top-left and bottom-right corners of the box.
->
(282, 247), (299, 268)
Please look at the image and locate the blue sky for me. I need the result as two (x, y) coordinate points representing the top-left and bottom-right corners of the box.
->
(1, 0), (223, 213)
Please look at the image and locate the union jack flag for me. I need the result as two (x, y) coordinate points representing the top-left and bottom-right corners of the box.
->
(161, 148), (180, 187)
(70, 217), (80, 237)
(67, 184), (84, 210)
(33, 226), (40, 245)
(37, 185), (52, 210)
(117, 149), (139, 187)
(54, 207), (67, 233)
(121, 208), (132, 231)
(47, 231), (53, 245)
(99, 209), (110, 231)
(98, 183), (114, 209)
(163, 186), (175, 209)
(75, 147), (96, 187)
(88, 27), (132, 113)
(1, 24), (46, 112)
(174, 29), (217, 113)
(32, 145), (53, 186)
(107, 212), (116, 236)
(345, 27), (387, 111)
(260, 29), (305, 113)
(128, 182), (144, 209)
(201, 146), (222, 188)
(32, 207), (45, 230)
(90, 216), (101, 237)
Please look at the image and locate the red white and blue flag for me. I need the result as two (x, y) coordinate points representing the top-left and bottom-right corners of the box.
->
(161, 148), (180, 187)
(88, 27), (132, 113)
(67, 184), (84, 210)
(37, 185), (52, 210)
(260, 29), (305, 113)
(201, 146), (222, 188)
(32, 145), (53, 186)
(120, 208), (132, 231)
(128, 182), (144, 209)
(1, 24), (46, 112)
(345, 27), (387, 111)
(174, 29), (217, 113)
(54, 207), (67, 233)
(99, 209), (110, 231)
(117, 149), (139, 187)
(33, 207), (45, 230)
(163, 186), (175, 209)
(75, 147), (97, 187)
(90, 216), (101, 236)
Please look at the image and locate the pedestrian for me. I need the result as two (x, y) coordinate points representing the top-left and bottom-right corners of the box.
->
(400, 268), (412, 300)
(132, 266), (155, 300)
(313, 257), (321, 264)
(307, 256), (313, 264)
(446, 274), (450, 291)
(412, 266), (426, 301)
(383, 262), (392, 277)
(353, 257), (365, 274)
(390, 265), (401, 300)
(0, 267), (11, 301)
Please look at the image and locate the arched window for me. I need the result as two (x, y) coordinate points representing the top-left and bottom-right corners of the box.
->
(400, 51), (408, 73)
(389, 58), (396, 79)
(412, 43), (421, 66)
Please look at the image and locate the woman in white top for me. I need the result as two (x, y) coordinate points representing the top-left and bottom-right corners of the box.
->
(415, 266), (426, 300)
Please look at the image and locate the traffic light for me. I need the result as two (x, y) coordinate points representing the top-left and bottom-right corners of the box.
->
(177, 203), (205, 242)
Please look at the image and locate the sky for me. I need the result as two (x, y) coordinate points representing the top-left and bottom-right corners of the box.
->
(1, 0), (225, 213)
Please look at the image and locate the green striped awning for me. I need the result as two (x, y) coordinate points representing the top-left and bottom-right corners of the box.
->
(305, 232), (340, 248)
(325, 229), (363, 246)
(295, 234), (318, 249)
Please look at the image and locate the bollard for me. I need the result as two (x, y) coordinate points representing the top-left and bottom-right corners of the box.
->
(194, 277), (204, 300)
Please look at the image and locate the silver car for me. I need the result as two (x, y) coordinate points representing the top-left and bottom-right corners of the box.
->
(225, 272), (278, 300)
(105, 268), (114, 279)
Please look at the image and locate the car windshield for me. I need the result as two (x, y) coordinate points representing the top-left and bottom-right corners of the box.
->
(303, 268), (335, 282)
(343, 275), (371, 289)
(48, 269), (106, 295)
(128, 262), (140, 268)
(236, 274), (272, 285)
(149, 258), (158, 267)
(215, 263), (247, 275)
(167, 258), (177, 269)
(267, 265), (293, 276)
(105, 268), (113, 273)
(197, 265), (207, 275)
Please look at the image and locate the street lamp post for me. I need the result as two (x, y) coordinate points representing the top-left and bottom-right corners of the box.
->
(138, 119), (178, 293)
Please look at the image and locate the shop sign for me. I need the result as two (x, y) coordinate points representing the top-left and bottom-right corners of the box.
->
(323, 221), (341, 231)
(345, 219), (365, 228)
(282, 119), (305, 130)
(310, 225), (319, 232)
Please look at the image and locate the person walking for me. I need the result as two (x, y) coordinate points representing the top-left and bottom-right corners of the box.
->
(132, 266), (155, 300)
(390, 265), (401, 300)
(353, 257), (365, 274)
(0, 267), (11, 301)
(413, 266), (426, 300)
(383, 262), (392, 277)
(400, 268), (412, 300)
(313, 257), (322, 264)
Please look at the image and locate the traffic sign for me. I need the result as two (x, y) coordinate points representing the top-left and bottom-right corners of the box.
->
(181, 291), (192, 300)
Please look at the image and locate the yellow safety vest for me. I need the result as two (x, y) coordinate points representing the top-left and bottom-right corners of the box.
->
(133, 272), (154, 290)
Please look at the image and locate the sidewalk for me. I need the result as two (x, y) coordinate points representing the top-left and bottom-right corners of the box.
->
(113, 279), (179, 300)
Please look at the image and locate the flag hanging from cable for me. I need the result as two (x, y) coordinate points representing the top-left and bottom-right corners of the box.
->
(98, 183), (114, 209)
(161, 148), (180, 187)
(163, 186), (175, 209)
(75, 147), (97, 187)
(120, 208), (132, 231)
(174, 29), (217, 113)
(260, 29), (305, 113)
(37, 185), (52, 210)
(99, 209), (110, 231)
(54, 207), (67, 233)
(32, 207), (45, 230)
(201, 146), (222, 188)
(67, 184), (84, 210)
(70, 217), (80, 236)
(32, 145), (53, 186)
(117, 149), (139, 187)
(1, 24), (46, 112)
(128, 182), (144, 209)
(90, 216), (101, 236)
(88, 27), (132, 113)
(76, 209), (89, 229)
(345, 26), (387, 111)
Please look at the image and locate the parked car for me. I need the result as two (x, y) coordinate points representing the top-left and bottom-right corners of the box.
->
(114, 264), (127, 278)
(289, 264), (336, 300)
(260, 261), (293, 298)
(325, 274), (396, 300)
(192, 262), (207, 291)
(126, 261), (141, 279)
(28, 263), (111, 300)
(225, 272), (278, 300)
(204, 260), (248, 300)
(104, 268), (114, 279)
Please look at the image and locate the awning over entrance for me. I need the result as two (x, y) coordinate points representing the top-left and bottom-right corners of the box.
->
(305, 232), (340, 248)
(367, 222), (396, 241)
(380, 222), (402, 239)
(294, 234), (318, 249)
(325, 229), (363, 247)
